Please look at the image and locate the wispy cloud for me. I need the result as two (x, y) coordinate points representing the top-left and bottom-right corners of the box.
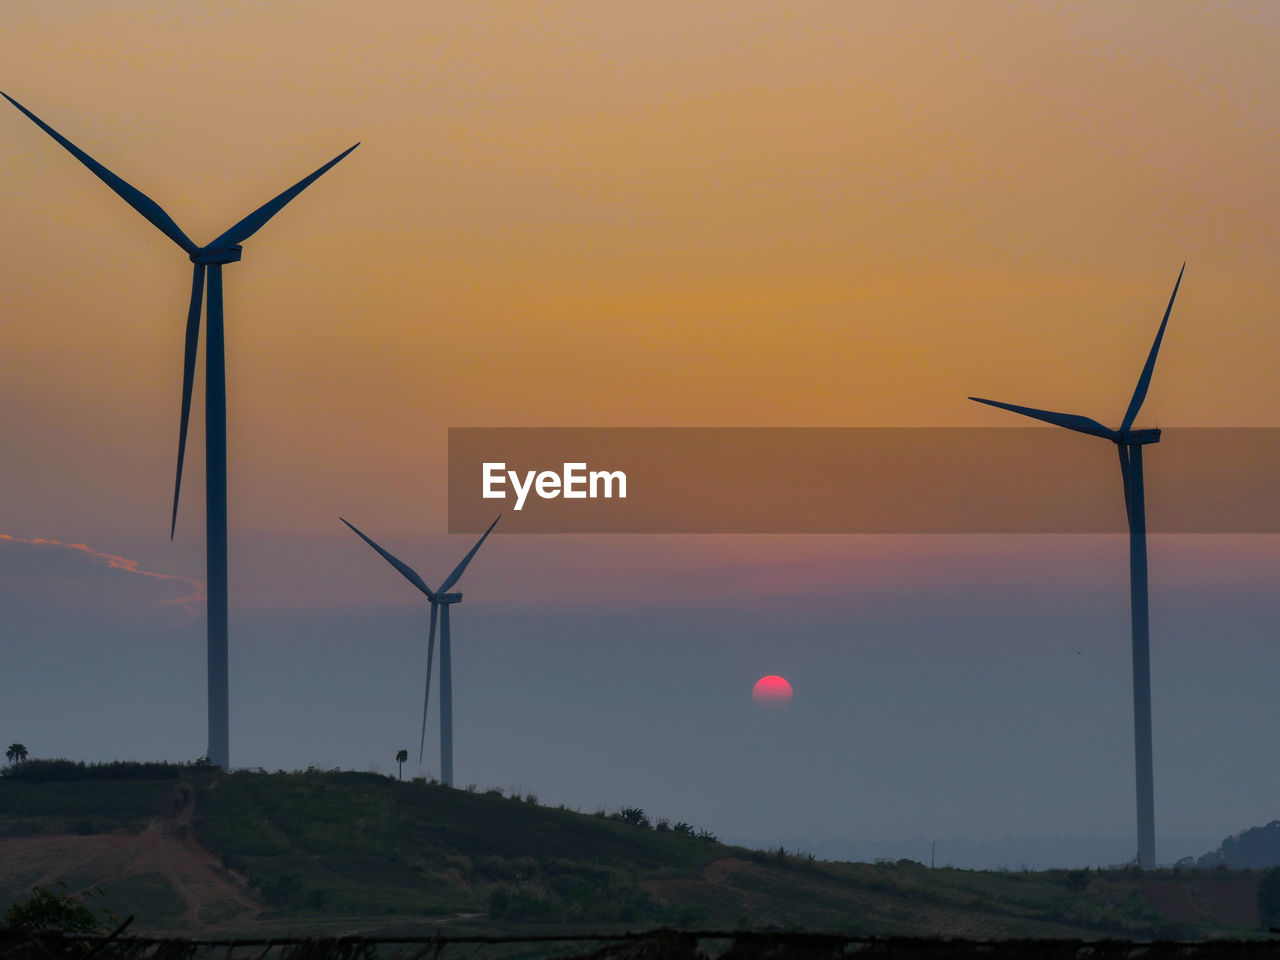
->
(0, 534), (205, 614)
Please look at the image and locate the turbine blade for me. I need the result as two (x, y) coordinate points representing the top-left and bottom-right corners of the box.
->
(2, 92), (198, 255)
(209, 142), (360, 249)
(170, 264), (205, 539)
(339, 518), (435, 598)
(1120, 263), (1185, 434)
(437, 515), (501, 594)
(419, 603), (438, 765)
(968, 397), (1120, 441)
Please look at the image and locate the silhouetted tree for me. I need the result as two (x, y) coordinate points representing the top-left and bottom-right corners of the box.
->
(395, 749), (408, 780)
(1199, 820), (1280, 869)
(5, 743), (27, 765)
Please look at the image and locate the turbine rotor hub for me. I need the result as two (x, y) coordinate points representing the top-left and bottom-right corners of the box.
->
(1119, 428), (1161, 446)
(192, 245), (243, 265)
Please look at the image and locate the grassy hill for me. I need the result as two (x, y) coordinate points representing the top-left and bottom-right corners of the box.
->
(196, 769), (721, 924)
(0, 762), (1271, 939)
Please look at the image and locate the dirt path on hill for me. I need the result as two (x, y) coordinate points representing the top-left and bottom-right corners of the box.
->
(0, 781), (260, 932)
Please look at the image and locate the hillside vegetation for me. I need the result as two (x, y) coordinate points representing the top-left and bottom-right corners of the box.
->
(196, 769), (722, 924)
(0, 761), (1273, 939)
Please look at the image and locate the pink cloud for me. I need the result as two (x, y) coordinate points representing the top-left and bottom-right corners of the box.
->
(0, 534), (204, 614)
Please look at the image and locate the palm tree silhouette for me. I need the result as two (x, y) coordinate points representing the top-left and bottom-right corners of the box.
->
(5, 743), (28, 765)
(395, 749), (408, 781)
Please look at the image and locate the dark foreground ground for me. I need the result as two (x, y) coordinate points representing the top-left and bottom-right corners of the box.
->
(5, 928), (1280, 960)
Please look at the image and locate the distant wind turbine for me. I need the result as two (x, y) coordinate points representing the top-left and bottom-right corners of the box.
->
(341, 516), (501, 786)
(970, 264), (1185, 870)
(3, 92), (358, 770)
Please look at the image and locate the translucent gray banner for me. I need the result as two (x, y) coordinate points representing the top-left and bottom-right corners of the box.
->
(448, 428), (1280, 534)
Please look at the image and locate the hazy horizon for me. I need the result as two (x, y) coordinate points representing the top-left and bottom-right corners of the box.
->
(4, 530), (1276, 868)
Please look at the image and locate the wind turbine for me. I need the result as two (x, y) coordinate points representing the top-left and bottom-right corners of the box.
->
(341, 516), (501, 786)
(3, 93), (358, 771)
(970, 264), (1185, 870)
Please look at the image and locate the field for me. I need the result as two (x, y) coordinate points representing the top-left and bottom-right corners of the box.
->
(0, 763), (1271, 940)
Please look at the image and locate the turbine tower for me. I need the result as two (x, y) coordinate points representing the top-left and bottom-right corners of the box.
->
(970, 264), (1185, 870)
(341, 516), (501, 786)
(4, 93), (358, 770)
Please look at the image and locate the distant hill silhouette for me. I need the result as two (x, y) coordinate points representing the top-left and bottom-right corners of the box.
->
(1198, 821), (1280, 869)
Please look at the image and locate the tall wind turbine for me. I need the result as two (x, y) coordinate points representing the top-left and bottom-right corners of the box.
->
(4, 93), (358, 770)
(970, 264), (1185, 870)
(341, 516), (501, 786)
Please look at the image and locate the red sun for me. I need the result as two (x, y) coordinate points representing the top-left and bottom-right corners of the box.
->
(752, 675), (794, 709)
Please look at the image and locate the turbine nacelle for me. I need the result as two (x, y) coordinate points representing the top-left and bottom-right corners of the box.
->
(436, 592), (463, 604)
(192, 245), (243, 265)
(1118, 428), (1161, 446)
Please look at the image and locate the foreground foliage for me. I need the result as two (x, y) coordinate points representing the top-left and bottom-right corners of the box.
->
(2, 884), (118, 936)
(3, 930), (1280, 960)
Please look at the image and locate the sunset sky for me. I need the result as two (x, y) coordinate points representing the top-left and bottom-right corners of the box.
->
(2, 2), (1278, 866)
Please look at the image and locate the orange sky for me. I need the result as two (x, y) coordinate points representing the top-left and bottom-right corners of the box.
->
(2, 1), (1277, 548)
(6, 7), (1280, 837)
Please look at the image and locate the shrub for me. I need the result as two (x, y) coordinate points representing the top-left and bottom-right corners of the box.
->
(618, 807), (650, 828)
(488, 888), (510, 919)
(1064, 868), (1091, 892)
(1259, 867), (1280, 930)
(2, 885), (116, 934)
(504, 889), (561, 922)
